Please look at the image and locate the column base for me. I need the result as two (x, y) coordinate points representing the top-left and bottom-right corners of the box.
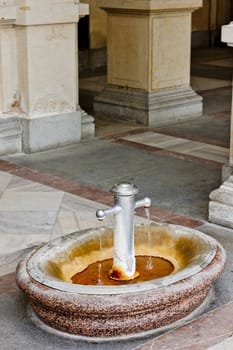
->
(80, 109), (95, 139)
(21, 111), (82, 154)
(222, 163), (233, 182)
(0, 116), (22, 156)
(94, 85), (203, 126)
(209, 176), (233, 229)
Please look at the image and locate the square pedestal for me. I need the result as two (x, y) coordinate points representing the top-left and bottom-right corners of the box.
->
(22, 111), (81, 153)
(94, 86), (203, 126)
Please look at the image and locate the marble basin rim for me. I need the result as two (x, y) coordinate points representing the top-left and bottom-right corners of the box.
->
(25, 223), (218, 294)
(16, 222), (226, 339)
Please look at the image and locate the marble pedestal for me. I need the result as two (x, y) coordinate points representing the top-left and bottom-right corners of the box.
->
(0, 0), (93, 155)
(94, 86), (202, 126)
(209, 22), (233, 229)
(209, 177), (233, 229)
(94, 0), (203, 126)
(22, 112), (81, 154)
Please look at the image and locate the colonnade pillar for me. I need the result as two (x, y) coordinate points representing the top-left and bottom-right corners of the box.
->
(94, 0), (203, 126)
(0, 0), (91, 155)
(209, 22), (233, 228)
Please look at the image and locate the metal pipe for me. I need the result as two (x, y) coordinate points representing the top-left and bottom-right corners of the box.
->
(96, 206), (121, 221)
(96, 182), (151, 280)
(135, 197), (151, 209)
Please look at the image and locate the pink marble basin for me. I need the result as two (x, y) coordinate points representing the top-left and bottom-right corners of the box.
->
(16, 223), (226, 340)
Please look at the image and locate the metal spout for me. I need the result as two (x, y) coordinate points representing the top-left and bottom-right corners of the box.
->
(96, 182), (151, 280)
(96, 206), (121, 221)
(135, 197), (151, 209)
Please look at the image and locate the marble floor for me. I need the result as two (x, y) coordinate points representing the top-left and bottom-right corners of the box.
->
(0, 171), (108, 258)
(0, 161), (203, 264)
(120, 131), (229, 165)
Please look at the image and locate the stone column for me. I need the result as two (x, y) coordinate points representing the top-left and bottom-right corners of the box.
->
(209, 22), (233, 228)
(221, 22), (233, 172)
(94, 0), (203, 126)
(0, 2), (22, 155)
(0, 0), (91, 154)
(15, 0), (84, 153)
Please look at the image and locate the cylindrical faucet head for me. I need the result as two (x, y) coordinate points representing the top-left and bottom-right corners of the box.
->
(110, 182), (138, 197)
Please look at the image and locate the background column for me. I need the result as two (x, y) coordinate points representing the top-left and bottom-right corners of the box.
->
(94, 0), (203, 126)
(209, 22), (233, 228)
(15, 0), (83, 153)
(0, 2), (22, 155)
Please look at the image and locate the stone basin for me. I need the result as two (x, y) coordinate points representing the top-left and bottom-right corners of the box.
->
(16, 223), (226, 340)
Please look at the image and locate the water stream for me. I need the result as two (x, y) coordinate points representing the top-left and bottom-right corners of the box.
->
(97, 230), (103, 285)
(144, 207), (153, 271)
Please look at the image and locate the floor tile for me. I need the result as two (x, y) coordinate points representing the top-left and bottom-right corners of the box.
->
(0, 192), (64, 211)
(0, 211), (57, 236)
(122, 131), (229, 164)
(55, 209), (80, 236)
(188, 145), (229, 163)
(191, 76), (232, 91)
(6, 175), (58, 192)
(0, 273), (17, 294)
(0, 231), (51, 256)
(164, 140), (203, 152)
(206, 58), (233, 68)
(0, 171), (13, 195)
(0, 248), (34, 276)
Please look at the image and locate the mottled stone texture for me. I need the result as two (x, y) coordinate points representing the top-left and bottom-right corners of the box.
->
(0, 117), (22, 156)
(16, 245), (225, 339)
(94, 86), (203, 126)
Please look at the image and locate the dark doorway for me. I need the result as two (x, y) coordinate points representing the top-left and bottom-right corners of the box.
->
(78, 16), (89, 49)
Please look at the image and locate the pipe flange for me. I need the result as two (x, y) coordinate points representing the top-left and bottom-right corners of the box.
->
(110, 182), (138, 196)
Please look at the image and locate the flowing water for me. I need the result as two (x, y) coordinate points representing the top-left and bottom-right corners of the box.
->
(97, 231), (103, 285)
(144, 207), (153, 271)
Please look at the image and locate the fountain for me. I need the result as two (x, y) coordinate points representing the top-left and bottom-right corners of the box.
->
(96, 183), (151, 281)
(16, 183), (226, 340)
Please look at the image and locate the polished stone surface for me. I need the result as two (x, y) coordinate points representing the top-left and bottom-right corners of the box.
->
(0, 170), (151, 259)
(122, 131), (229, 164)
(4, 138), (222, 220)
